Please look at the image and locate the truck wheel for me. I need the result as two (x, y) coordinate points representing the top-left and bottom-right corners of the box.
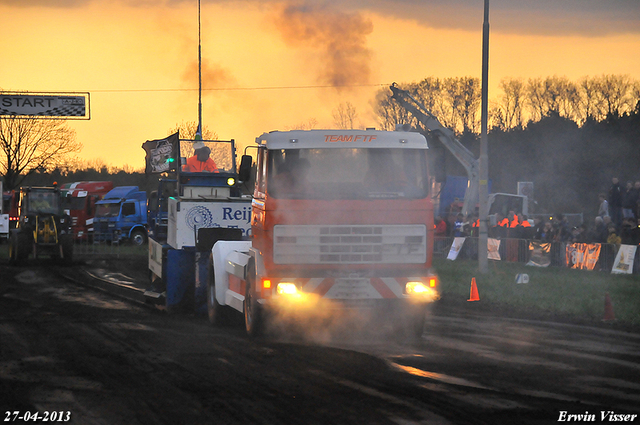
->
(410, 309), (426, 339)
(244, 263), (264, 337)
(207, 258), (229, 325)
(393, 305), (426, 341)
(130, 229), (147, 246)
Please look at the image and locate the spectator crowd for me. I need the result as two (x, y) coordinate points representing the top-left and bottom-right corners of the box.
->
(434, 177), (640, 247)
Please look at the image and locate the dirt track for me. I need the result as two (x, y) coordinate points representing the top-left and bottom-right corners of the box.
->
(1, 258), (640, 424)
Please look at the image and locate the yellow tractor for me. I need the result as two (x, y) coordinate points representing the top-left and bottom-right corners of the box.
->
(8, 187), (73, 265)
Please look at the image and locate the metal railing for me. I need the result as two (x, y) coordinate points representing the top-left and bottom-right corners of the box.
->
(69, 231), (145, 258)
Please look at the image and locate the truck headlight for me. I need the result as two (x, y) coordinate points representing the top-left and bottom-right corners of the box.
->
(276, 282), (299, 296)
(406, 280), (439, 301)
(406, 281), (430, 294)
(227, 177), (236, 186)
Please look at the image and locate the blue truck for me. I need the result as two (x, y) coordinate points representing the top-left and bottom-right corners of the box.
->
(94, 186), (148, 246)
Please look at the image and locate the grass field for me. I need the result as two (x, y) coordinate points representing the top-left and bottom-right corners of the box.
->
(2, 240), (639, 331)
(433, 257), (640, 330)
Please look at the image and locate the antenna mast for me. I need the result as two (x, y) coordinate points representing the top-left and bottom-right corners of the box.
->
(197, 0), (203, 139)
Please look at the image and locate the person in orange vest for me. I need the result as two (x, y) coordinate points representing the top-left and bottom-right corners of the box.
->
(470, 212), (479, 237)
(184, 141), (219, 173)
(497, 213), (509, 227)
(508, 210), (519, 228)
(491, 212), (509, 238)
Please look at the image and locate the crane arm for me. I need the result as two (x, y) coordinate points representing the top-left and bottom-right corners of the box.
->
(389, 83), (479, 216)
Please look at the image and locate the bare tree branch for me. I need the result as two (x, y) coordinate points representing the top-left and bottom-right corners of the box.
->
(0, 117), (82, 190)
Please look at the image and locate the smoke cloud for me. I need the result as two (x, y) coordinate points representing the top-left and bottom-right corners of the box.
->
(181, 58), (236, 91)
(273, 2), (373, 90)
(2, 0), (638, 37)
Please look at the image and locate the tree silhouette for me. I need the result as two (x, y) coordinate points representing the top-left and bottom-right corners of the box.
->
(332, 102), (359, 129)
(168, 120), (218, 140)
(0, 116), (82, 190)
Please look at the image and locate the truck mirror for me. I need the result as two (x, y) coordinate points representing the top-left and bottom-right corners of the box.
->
(239, 155), (253, 182)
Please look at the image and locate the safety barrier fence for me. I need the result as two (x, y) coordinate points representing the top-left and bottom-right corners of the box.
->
(65, 231), (640, 274)
(434, 236), (640, 275)
(69, 231), (146, 257)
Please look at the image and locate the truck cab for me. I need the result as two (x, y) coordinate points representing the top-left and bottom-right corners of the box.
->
(210, 130), (440, 337)
(94, 186), (148, 245)
(2, 189), (19, 233)
(0, 181), (8, 240)
(61, 181), (114, 241)
(147, 178), (177, 242)
(146, 137), (251, 309)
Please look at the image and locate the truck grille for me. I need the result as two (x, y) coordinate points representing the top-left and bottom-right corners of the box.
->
(273, 225), (426, 265)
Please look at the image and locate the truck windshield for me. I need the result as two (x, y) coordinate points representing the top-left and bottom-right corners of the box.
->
(96, 203), (121, 217)
(268, 148), (430, 200)
(180, 140), (235, 173)
(61, 196), (87, 211)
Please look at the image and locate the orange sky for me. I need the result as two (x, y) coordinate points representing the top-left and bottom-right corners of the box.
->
(1, 0), (639, 170)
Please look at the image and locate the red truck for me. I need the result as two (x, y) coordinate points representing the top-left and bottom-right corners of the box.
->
(207, 129), (440, 338)
(61, 181), (114, 241)
(2, 189), (19, 234)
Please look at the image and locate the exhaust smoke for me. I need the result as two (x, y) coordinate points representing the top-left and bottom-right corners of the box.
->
(181, 58), (236, 92)
(273, 2), (373, 90)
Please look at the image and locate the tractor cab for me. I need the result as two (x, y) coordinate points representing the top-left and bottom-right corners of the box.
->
(9, 186), (73, 265)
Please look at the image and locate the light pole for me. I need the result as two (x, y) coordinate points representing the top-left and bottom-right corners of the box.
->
(478, 0), (490, 274)
(196, 0), (203, 140)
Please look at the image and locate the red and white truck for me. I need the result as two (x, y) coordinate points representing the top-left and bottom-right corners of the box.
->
(2, 188), (19, 235)
(0, 181), (9, 240)
(209, 129), (440, 337)
(62, 181), (114, 241)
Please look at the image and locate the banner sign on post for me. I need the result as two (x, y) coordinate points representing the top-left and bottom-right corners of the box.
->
(527, 241), (551, 267)
(0, 92), (89, 119)
(488, 238), (501, 261)
(142, 132), (180, 174)
(566, 243), (601, 271)
(611, 244), (637, 274)
(447, 237), (466, 260)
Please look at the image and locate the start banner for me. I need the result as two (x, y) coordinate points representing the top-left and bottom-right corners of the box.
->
(1, 92), (89, 119)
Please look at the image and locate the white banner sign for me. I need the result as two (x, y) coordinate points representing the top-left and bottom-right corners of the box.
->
(1, 93), (89, 118)
(611, 244), (637, 274)
(447, 237), (466, 260)
(488, 238), (501, 261)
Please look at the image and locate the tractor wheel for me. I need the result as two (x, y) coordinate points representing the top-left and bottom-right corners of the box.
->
(9, 231), (30, 266)
(59, 234), (74, 265)
(8, 233), (17, 265)
(130, 229), (147, 246)
(243, 262), (264, 337)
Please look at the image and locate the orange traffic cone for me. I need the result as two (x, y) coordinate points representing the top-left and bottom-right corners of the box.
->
(603, 293), (616, 322)
(468, 277), (480, 302)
